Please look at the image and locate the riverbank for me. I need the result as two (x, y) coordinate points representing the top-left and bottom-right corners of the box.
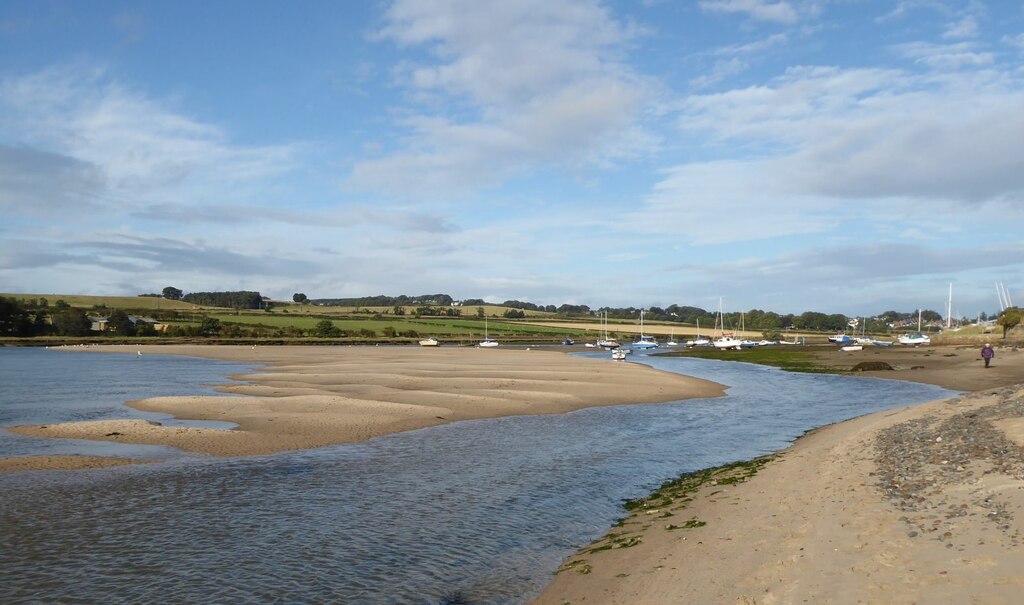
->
(534, 346), (1024, 604)
(4, 345), (724, 470)
(668, 342), (1022, 392)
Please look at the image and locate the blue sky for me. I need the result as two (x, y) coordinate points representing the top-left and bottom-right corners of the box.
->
(1, 0), (1022, 316)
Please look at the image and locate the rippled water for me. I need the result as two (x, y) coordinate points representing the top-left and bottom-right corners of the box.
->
(0, 347), (250, 459)
(0, 348), (955, 604)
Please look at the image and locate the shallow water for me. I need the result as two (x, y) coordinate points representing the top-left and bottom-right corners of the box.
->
(0, 348), (954, 604)
(0, 347), (249, 459)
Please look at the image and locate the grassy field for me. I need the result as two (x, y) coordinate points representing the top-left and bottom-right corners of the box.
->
(661, 346), (842, 373)
(1, 293), (204, 311)
(210, 314), (589, 337)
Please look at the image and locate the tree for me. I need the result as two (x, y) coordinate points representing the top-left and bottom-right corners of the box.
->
(200, 317), (222, 336)
(313, 319), (339, 338)
(0, 297), (35, 336)
(107, 310), (136, 336)
(477, 306), (485, 318)
(52, 308), (91, 336)
(162, 286), (183, 300)
(293, 293), (308, 303)
(997, 306), (1021, 338)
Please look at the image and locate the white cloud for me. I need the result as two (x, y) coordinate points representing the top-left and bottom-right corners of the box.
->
(675, 65), (1024, 204)
(943, 15), (979, 39)
(698, 0), (800, 25)
(668, 241), (1024, 314)
(0, 66), (300, 214)
(895, 41), (993, 69)
(350, 0), (653, 197)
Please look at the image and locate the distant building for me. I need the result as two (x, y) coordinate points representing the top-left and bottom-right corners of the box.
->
(88, 315), (167, 332)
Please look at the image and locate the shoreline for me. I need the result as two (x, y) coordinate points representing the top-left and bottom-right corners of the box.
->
(3, 344), (725, 470)
(533, 345), (1024, 604)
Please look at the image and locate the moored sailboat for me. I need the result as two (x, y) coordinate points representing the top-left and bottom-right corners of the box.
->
(712, 298), (742, 350)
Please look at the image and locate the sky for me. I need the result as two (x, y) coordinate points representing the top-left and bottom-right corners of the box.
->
(1, 0), (1022, 317)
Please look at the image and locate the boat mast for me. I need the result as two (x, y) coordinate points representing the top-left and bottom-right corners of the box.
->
(946, 283), (953, 329)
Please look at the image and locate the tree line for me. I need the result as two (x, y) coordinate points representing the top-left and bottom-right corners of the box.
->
(311, 293), (454, 307)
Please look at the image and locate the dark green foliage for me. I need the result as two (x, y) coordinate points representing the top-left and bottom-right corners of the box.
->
(292, 293), (307, 303)
(199, 317), (222, 336)
(0, 296), (35, 336)
(998, 306), (1021, 338)
(51, 308), (91, 336)
(106, 310), (136, 336)
(503, 309), (525, 318)
(313, 319), (340, 338)
(556, 303), (591, 316)
(502, 299), (540, 311)
(162, 286), (183, 300)
(182, 291), (263, 309)
(312, 293), (454, 307)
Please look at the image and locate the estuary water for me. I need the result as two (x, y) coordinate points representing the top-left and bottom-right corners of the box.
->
(0, 347), (954, 604)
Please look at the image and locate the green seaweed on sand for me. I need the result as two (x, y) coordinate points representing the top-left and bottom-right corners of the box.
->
(556, 559), (592, 575)
(584, 532), (644, 554)
(623, 455), (775, 516)
(660, 346), (841, 374)
(666, 517), (707, 530)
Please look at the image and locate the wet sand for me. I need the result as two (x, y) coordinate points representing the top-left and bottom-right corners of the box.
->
(817, 343), (1023, 392)
(534, 344), (1024, 604)
(4, 345), (724, 469)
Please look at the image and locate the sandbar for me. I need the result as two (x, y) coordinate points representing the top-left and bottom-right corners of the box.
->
(4, 345), (724, 470)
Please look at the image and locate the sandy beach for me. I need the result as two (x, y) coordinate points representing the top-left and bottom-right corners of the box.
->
(535, 344), (1024, 604)
(4, 344), (723, 469)
(813, 343), (1023, 392)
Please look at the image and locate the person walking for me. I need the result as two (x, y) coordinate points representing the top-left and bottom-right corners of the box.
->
(981, 343), (995, 368)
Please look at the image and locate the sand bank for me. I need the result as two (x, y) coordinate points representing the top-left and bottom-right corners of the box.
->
(5, 345), (724, 470)
(816, 343), (1023, 392)
(0, 455), (142, 472)
(535, 372), (1024, 603)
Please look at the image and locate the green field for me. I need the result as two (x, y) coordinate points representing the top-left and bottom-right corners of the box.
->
(1, 292), (205, 311)
(211, 314), (588, 337)
(661, 346), (841, 373)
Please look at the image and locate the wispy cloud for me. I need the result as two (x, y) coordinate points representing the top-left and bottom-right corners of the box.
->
(698, 0), (800, 25)
(895, 41), (993, 69)
(349, 0), (653, 197)
(943, 15), (979, 40)
(0, 66), (300, 214)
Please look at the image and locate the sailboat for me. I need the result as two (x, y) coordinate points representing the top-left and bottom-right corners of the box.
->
(632, 309), (659, 349)
(688, 318), (710, 347)
(597, 311), (619, 349)
(479, 316), (499, 347)
(898, 309), (930, 345)
(712, 298), (742, 350)
(666, 328), (678, 347)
